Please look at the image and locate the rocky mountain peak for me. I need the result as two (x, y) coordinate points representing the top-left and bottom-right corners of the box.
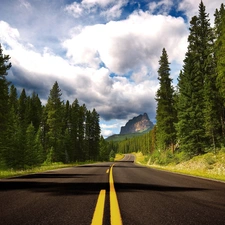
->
(120, 113), (153, 134)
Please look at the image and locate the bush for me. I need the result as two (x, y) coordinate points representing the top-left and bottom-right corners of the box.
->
(149, 150), (191, 166)
(203, 153), (216, 165)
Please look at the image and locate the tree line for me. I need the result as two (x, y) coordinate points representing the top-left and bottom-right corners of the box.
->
(116, 1), (225, 159)
(0, 47), (114, 169)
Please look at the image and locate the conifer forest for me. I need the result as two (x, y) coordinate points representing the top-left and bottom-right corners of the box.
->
(115, 2), (225, 160)
(1, 1), (225, 169)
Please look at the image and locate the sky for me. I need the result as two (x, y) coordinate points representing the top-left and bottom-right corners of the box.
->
(0, 0), (224, 137)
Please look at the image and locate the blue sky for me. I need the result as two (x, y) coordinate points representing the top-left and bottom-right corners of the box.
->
(0, 0), (223, 137)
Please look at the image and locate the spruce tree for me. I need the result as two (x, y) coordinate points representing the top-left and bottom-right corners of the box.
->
(18, 89), (28, 128)
(62, 100), (72, 163)
(34, 127), (44, 165)
(5, 85), (20, 168)
(26, 92), (42, 131)
(78, 104), (87, 161)
(214, 4), (225, 138)
(85, 108), (101, 160)
(25, 123), (37, 167)
(46, 81), (64, 162)
(155, 48), (176, 151)
(70, 99), (80, 161)
(0, 44), (11, 164)
(99, 136), (109, 161)
(215, 4), (225, 100)
(177, 1), (218, 155)
(91, 108), (101, 160)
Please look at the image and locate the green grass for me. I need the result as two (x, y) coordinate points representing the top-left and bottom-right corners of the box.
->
(133, 151), (225, 182)
(0, 162), (93, 179)
(114, 153), (125, 161)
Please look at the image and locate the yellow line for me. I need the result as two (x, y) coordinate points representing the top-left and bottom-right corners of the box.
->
(106, 169), (109, 173)
(91, 190), (106, 225)
(110, 164), (123, 225)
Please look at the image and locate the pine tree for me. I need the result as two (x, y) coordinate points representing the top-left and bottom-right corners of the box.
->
(62, 100), (72, 163)
(214, 4), (225, 138)
(215, 4), (225, 100)
(99, 136), (109, 161)
(91, 108), (101, 160)
(177, 1), (218, 155)
(0, 44), (11, 164)
(34, 127), (44, 165)
(78, 104), (87, 161)
(18, 89), (28, 128)
(25, 123), (37, 167)
(4, 85), (20, 168)
(46, 81), (64, 162)
(155, 48), (176, 151)
(26, 92), (42, 131)
(70, 99), (80, 161)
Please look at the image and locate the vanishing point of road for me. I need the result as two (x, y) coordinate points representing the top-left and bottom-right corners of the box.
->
(1, 154), (225, 225)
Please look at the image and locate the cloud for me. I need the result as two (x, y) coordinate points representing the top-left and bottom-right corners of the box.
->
(83, 0), (116, 8)
(65, 0), (129, 21)
(148, 0), (173, 15)
(178, 0), (225, 23)
(0, 21), (20, 47)
(100, 119), (128, 137)
(64, 2), (84, 18)
(63, 10), (188, 76)
(1, 6), (188, 127)
(2, 0), (206, 137)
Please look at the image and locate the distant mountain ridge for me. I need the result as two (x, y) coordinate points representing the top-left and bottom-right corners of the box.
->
(120, 113), (153, 134)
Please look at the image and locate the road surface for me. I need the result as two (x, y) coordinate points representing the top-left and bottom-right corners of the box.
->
(1, 154), (225, 225)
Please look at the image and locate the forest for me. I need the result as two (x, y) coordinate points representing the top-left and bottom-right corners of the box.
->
(0, 52), (115, 169)
(115, 2), (225, 163)
(1, 1), (225, 170)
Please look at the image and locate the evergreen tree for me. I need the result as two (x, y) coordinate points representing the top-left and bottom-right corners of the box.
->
(25, 123), (37, 167)
(177, 1), (218, 155)
(9, 85), (18, 111)
(34, 127), (45, 165)
(17, 89), (28, 165)
(99, 136), (109, 161)
(4, 85), (20, 168)
(26, 92), (42, 131)
(0, 44), (11, 163)
(214, 4), (225, 138)
(85, 109), (101, 160)
(91, 108), (101, 160)
(62, 100), (72, 162)
(155, 48), (176, 151)
(78, 104), (87, 161)
(215, 4), (225, 100)
(70, 99), (80, 161)
(46, 81), (64, 162)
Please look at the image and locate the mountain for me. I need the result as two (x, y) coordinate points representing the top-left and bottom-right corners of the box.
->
(120, 113), (153, 134)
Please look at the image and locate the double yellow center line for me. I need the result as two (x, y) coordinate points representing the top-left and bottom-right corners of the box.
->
(91, 164), (123, 225)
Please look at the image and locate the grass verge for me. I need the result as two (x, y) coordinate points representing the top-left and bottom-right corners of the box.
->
(114, 153), (125, 161)
(0, 161), (94, 179)
(133, 151), (225, 182)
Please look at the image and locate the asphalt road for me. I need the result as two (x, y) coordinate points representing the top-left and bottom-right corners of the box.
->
(1, 154), (225, 225)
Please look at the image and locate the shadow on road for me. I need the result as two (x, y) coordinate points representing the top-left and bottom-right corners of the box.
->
(115, 183), (209, 193)
(12, 173), (100, 179)
(0, 180), (109, 196)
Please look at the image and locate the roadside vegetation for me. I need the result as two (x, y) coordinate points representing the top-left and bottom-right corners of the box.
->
(109, 2), (225, 182)
(1, 1), (225, 180)
(133, 151), (225, 182)
(0, 162), (91, 179)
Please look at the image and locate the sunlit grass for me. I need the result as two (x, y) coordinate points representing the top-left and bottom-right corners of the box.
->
(134, 152), (149, 164)
(114, 153), (125, 161)
(0, 162), (91, 179)
(133, 151), (225, 182)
